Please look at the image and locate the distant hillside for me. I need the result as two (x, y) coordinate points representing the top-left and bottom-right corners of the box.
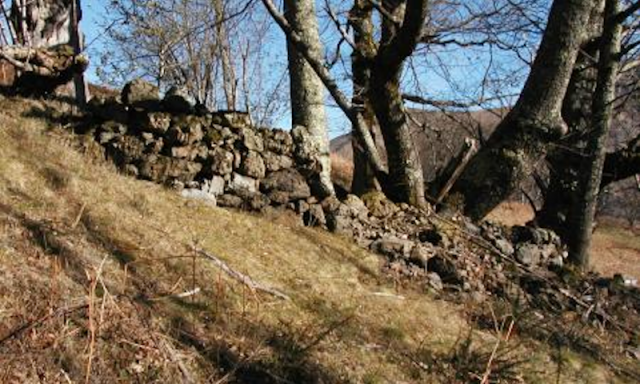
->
(330, 108), (505, 186)
(331, 108), (640, 222)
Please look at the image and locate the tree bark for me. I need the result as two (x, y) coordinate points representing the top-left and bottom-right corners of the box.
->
(367, 0), (428, 208)
(260, 0), (387, 181)
(350, 0), (383, 195)
(284, 0), (335, 198)
(570, 0), (622, 267)
(452, 0), (596, 220)
(537, 1), (604, 239)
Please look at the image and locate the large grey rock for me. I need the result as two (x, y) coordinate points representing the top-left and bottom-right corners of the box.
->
(427, 272), (444, 291)
(240, 151), (266, 179)
(494, 239), (515, 256)
(240, 128), (264, 152)
(105, 135), (145, 166)
(121, 79), (159, 109)
(180, 188), (217, 207)
(515, 244), (542, 266)
(262, 151), (294, 172)
(163, 85), (194, 113)
(140, 112), (172, 135)
(228, 173), (258, 195)
(139, 155), (202, 183)
(207, 148), (234, 176)
(260, 169), (311, 200)
(202, 176), (225, 196)
(371, 237), (415, 259)
(167, 117), (205, 146)
(211, 111), (251, 128)
(343, 194), (369, 220)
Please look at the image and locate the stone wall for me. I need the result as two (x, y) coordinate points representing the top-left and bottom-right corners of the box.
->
(86, 80), (316, 211)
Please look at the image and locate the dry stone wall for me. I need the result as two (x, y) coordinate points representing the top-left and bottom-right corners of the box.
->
(86, 80), (316, 211)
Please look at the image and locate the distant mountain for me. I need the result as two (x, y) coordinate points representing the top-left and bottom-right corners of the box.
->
(330, 108), (506, 187)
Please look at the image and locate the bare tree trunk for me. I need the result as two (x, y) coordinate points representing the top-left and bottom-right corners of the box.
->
(367, 0), (428, 208)
(452, 0), (596, 220)
(283, 0), (334, 198)
(213, 0), (237, 110)
(569, 0), (622, 267)
(350, 0), (383, 195)
(537, 2), (604, 240)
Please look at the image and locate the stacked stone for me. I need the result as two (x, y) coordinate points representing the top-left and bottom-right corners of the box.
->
(87, 79), (313, 210)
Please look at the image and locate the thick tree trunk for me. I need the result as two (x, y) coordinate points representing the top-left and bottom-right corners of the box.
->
(569, 0), (622, 267)
(283, 0), (334, 198)
(537, 5), (603, 239)
(369, 70), (425, 206)
(350, 1), (383, 195)
(452, 0), (596, 220)
(367, 0), (428, 208)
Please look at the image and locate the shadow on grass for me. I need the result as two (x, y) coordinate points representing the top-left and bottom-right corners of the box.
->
(0, 201), (90, 286)
(170, 314), (347, 384)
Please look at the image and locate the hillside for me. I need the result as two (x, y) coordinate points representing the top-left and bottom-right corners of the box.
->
(0, 95), (638, 383)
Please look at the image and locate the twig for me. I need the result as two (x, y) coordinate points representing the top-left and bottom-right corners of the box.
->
(196, 248), (290, 301)
(149, 288), (202, 302)
(85, 256), (109, 384)
(160, 338), (195, 384)
(480, 319), (515, 384)
(71, 202), (86, 229)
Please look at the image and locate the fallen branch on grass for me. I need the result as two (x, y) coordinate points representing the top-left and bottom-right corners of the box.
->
(195, 248), (291, 301)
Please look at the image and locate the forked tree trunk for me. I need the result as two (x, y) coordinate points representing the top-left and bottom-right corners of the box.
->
(366, 0), (428, 208)
(537, 1), (604, 241)
(284, 0), (334, 198)
(569, 0), (622, 267)
(452, 0), (596, 220)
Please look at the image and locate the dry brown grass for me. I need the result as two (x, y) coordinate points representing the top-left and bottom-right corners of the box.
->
(330, 153), (354, 191)
(0, 95), (630, 383)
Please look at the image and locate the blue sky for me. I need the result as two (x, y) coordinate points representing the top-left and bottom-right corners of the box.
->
(79, 1), (530, 136)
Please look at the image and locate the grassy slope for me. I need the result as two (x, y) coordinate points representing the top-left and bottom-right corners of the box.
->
(0, 96), (628, 383)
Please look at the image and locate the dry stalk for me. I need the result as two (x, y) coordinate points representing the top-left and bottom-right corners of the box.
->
(480, 319), (515, 384)
(84, 256), (109, 384)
